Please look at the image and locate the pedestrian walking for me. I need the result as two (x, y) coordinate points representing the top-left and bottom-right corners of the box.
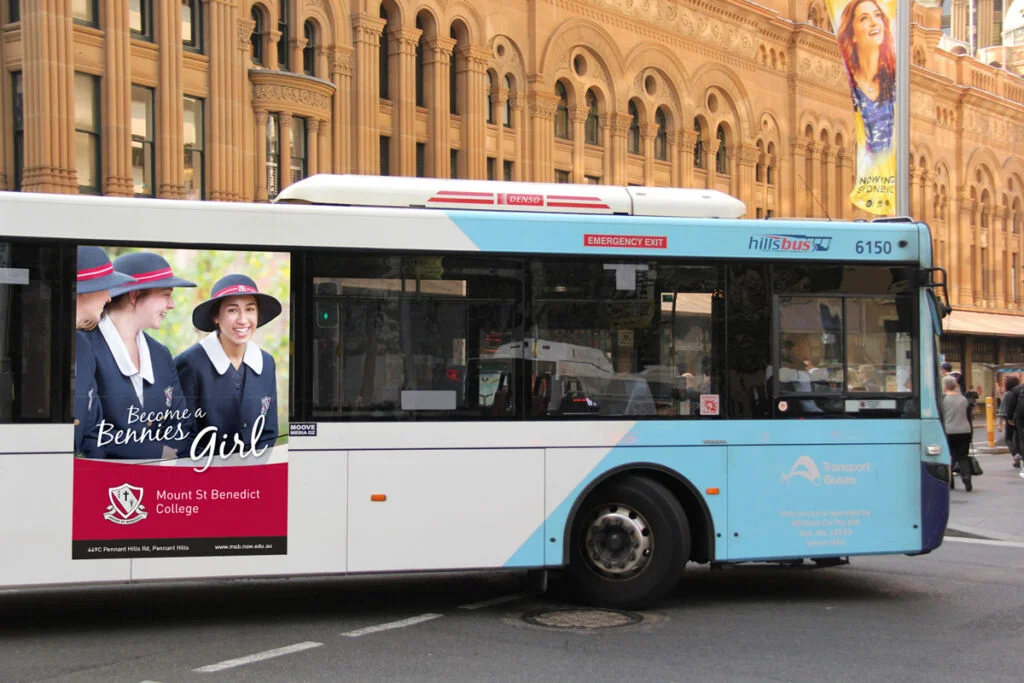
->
(999, 376), (1022, 468)
(942, 375), (973, 491)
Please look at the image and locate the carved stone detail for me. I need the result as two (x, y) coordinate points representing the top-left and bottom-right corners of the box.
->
(253, 84), (331, 115)
(238, 19), (256, 50)
(528, 92), (561, 118)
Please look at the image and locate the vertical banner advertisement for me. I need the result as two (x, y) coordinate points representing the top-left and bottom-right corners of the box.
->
(826, 0), (898, 216)
(72, 246), (290, 559)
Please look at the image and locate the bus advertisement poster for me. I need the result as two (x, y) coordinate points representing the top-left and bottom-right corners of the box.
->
(825, 0), (898, 216)
(71, 246), (290, 559)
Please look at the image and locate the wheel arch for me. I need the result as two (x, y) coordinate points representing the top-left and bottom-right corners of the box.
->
(560, 463), (715, 565)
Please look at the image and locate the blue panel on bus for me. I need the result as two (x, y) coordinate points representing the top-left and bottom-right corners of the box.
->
(532, 443), (729, 569)
(504, 419), (926, 569)
(446, 211), (921, 263)
(724, 444), (921, 561)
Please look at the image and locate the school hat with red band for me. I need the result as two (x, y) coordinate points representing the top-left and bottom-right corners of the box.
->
(77, 246), (134, 294)
(191, 274), (282, 332)
(109, 252), (197, 297)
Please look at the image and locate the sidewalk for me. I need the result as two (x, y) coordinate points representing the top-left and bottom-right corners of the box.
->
(946, 450), (1024, 543)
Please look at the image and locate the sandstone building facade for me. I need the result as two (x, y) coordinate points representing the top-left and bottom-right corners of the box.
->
(3, 0), (1024, 393)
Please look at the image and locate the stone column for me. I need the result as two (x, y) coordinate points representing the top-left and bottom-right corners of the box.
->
(352, 14), (386, 174)
(329, 47), (354, 174)
(526, 88), (559, 182)
(318, 120), (329, 174)
(836, 149), (853, 219)
(509, 92), (525, 180)
(807, 143), (823, 217)
(679, 129), (698, 188)
(208, 0), (241, 200)
(494, 86), (508, 174)
(569, 106), (588, 183)
(606, 113), (632, 186)
(21, 0), (77, 192)
(306, 118), (320, 175)
(922, 171), (934, 226)
(157, 0), (185, 198)
(665, 133), (680, 187)
(996, 206), (1007, 308)
(736, 144), (758, 216)
(424, 35), (456, 177)
(278, 111), (293, 190)
(706, 139), (720, 189)
(790, 140), (809, 216)
(254, 110), (268, 202)
(392, 26), (422, 177)
(641, 125), (655, 185)
(955, 187), (972, 304)
(238, 16), (256, 202)
(909, 168), (923, 222)
(462, 45), (491, 179)
(821, 145), (835, 218)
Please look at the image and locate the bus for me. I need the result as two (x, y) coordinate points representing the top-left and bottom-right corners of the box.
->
(0, 175), (951, 608)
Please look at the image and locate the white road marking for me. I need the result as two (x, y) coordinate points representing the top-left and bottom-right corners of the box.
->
(341, 613), (443, 637)
(193, 641), (323, 673)
(458, 592), (529, 610)
(944, 536), (1024, 550)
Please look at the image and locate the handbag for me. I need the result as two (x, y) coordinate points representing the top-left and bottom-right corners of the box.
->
(970, 455), (984, 476)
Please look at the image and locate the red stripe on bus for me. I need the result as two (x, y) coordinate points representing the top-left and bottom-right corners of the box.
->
(427, 197), (495, 205)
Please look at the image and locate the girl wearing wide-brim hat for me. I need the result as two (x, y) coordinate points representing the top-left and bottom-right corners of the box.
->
(81, 251), (197, 460)
(75, 246), (133, 458)
(174, 274), (281, 459)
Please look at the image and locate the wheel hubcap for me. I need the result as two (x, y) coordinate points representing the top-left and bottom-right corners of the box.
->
(583, 503), (653, 579)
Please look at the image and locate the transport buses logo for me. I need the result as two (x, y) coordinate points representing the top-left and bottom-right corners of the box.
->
(103, 483), (149, 525)
(781, 456), (822, 485)
(782, 456), (870, 486)
(748, 234), (833, 253)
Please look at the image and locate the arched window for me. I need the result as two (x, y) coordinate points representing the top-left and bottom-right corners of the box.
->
(981, 190), (991, 228)
(250, 7), (264, 65)
(627, 100), (640, 154)
(486, 72), (495, 124)
(415, 16), (425, 107)
(277, 0), (289, 70)
(449, 27), (460, 114)
(715, 124), (728, 174)
(654, 108), (668, 161)
(504, 75), (514, 128)
(755, 140), (765, 183)
(379, 8), (390, 99)
(767, 141), (776, 184)
(303, 20), (316, 76)
(584, 89), (600, 145)
(554, 82), (570, 139)
(693, 119), (704, 169)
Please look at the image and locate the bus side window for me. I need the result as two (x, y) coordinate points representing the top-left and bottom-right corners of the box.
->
(491, 371), (512, 417)
(531, 372), (551, 417)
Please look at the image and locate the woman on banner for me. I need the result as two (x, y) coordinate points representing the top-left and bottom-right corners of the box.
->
(75, 246), (133, 458)
(175, 274), (281, 463)
(82, 252), (197, 460)
(836, 0), (896, 154)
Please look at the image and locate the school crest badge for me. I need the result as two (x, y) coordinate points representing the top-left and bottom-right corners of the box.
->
(261, 396), (272, 417)
(164, 385), (173, 407)
(103, 483), (149, 525)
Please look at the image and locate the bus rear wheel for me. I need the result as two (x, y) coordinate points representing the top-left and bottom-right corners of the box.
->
(567, 475), (690, 609)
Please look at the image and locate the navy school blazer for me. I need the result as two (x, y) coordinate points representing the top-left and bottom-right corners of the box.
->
(82, 328), (195, 459)
(174, 342), (278, 454)
(74, 330), (103, 458)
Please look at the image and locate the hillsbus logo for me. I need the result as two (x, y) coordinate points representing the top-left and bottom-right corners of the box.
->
(748, 234), (833, 253)
(103, 483), (149, 525)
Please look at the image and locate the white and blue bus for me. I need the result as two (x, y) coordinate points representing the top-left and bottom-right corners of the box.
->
(0, 175), (951, 607)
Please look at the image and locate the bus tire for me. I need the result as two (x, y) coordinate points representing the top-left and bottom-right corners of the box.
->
(567, 475), (691, 609)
